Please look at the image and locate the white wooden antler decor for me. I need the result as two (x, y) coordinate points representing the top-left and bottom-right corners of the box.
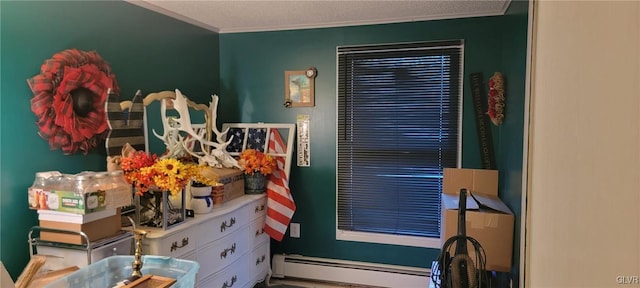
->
(208, 95), (233, 150)
(152, 98), (188, 159)
(154, 89), (240, 168)
(206, 94), (239, 168)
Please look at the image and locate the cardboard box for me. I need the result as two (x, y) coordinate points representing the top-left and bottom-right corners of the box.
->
(443, 168), (498, 196)
(38, 208), (117, 223)
(39, 209), (121, 245)
(441, 168), (514, 272)
(210, 168), (245, 204)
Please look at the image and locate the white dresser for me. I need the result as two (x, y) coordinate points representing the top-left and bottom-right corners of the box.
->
(141, 194), (270, 288)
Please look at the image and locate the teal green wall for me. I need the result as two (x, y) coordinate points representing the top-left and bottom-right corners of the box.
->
(219, 11), (529, 277)
(1, 0), (529, 283)
(0, 1), (219, 279)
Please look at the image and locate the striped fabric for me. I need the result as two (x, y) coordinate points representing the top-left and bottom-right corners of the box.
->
(264, 129), (296, 241)
(105, 90), (146, 156)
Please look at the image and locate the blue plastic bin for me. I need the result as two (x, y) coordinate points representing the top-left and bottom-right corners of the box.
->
(44, 255), (199, 288)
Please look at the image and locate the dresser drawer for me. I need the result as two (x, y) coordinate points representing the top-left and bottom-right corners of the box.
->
(197, 225), (250, 281)
(249, 197), (267, 220)
(144, 226), (196, 258)
(199, 257), (249, 288)
(248, 241), (270, 284)
(197, 208), (249, 247)
(180, 250), (197, 262)
(248, 216), (269, 248)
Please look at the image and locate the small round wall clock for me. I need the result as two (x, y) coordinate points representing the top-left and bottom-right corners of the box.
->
(305, 67), (317, 78)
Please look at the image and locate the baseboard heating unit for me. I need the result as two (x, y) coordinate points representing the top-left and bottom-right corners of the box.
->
(271, 254), (430, 287)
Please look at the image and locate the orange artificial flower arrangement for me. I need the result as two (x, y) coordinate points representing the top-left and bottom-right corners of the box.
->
(238, 149), (276, 176)
(121, 151), (218, 196)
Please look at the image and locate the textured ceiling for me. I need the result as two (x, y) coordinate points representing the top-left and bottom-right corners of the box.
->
(127, 0), (512, 33)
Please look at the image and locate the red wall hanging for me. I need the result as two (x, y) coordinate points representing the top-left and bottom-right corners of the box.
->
(27, 49), (119, 154)
(487, 72), (505, 126)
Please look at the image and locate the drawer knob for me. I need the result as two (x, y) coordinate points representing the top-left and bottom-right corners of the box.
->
(222, 275), (237, 288)
(220, 242), (237, 259)
(220, 217), (236, 232)
(256, 255), (266, 265)
(170, 237), (189, 252)
(255, 204), (265, 213)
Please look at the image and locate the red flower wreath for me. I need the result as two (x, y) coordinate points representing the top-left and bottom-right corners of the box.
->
(27, 49), (119, 154)
(486, 72), (505, 126)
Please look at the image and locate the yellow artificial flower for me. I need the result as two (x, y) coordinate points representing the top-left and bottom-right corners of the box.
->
(121, 150), (221, 196)
(156, 158), (181, 175)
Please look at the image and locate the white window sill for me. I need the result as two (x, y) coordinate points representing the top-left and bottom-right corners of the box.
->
(336, 229), (442, 249)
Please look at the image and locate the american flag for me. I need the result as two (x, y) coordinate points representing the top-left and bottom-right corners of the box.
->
(264, 129), (296, 241)
(226, 127), (267, 152)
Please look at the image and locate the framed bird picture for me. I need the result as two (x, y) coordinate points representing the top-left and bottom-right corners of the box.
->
(284, 67), (316, 107)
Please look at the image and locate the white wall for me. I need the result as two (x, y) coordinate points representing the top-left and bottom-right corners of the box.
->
(526, 1), (640, 287)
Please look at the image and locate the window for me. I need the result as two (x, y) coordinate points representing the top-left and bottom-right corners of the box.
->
(221, 123), (295, 179)
(336, 40), (462, 248)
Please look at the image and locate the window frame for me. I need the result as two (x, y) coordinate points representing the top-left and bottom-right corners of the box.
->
(334, 41), (464, 248)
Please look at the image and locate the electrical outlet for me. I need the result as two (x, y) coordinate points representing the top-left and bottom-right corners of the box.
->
(290, 223), (300, 238)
